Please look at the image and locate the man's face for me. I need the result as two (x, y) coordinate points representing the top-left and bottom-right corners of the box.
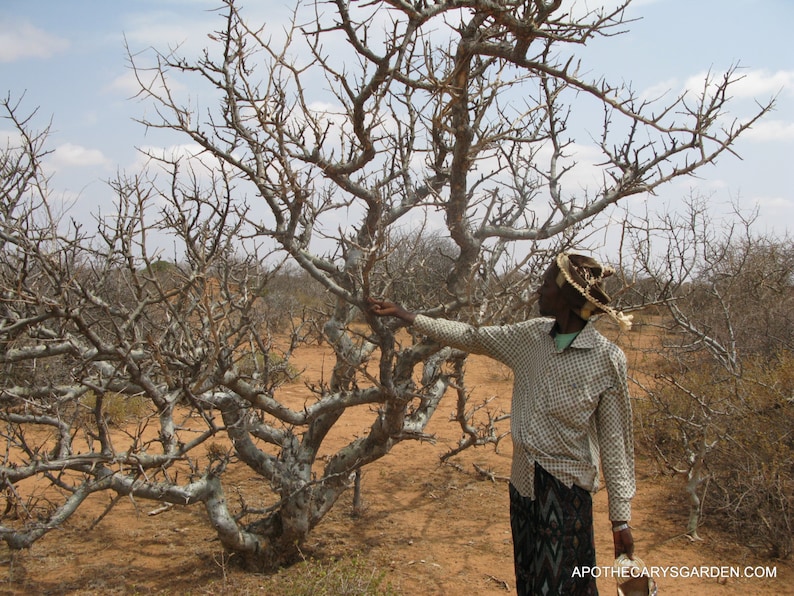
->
(536, 264), (567, 317)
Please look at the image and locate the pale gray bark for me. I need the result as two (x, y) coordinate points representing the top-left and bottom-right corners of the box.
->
(1, 0), (774, 569)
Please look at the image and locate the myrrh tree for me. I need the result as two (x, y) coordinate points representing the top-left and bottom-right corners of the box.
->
(1, 0), (772, 570)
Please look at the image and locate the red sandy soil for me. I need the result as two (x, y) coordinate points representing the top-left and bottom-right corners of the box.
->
(1, 326), (791, 595)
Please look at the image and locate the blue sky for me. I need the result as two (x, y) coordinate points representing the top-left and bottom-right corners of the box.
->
(1, 0), (792, 243)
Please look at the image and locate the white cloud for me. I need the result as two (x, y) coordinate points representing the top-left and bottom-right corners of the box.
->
(51, 143), (112, 168)
(137, 143), (205, 163)
(123, 20), (203, 52)
(105, 65), (190, 107)
(683, 68), (794, 101)
(753, 195), (793, 210)
(0, 127), (23, 147)
(731, 69), (794, 98)
(0, 21), (69, 62)
(638, 78), (680, 103)
(565, 0), (653, 18)
(752, 195), (794, 234)
(131, 143), (227, 178)
(743, 119), (794, 142)
(106, 70), (144, 97)
(121, 8), (245, 59)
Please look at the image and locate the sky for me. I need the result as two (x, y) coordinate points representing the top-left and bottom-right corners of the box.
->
(1, 0), (792, 251)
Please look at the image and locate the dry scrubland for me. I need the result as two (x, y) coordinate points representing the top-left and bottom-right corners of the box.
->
(0, 322), (791, 596)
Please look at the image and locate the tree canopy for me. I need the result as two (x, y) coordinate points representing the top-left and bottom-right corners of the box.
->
(0, 0), (772, 570)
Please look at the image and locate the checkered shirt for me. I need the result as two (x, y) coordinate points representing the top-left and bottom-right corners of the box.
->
(413, 314), (635, 521)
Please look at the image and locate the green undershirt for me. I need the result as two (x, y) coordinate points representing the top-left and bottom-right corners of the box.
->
(554, 330), (581, 351)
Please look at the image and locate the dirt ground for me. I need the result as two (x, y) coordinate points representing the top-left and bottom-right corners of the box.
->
(1, 328), (791, 595)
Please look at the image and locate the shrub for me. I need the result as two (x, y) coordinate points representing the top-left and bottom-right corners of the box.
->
(637, 351), (793, 557)
(80, 392), (152, 426)
(235, 351), (300, 387)
(261, 555), (399, 596)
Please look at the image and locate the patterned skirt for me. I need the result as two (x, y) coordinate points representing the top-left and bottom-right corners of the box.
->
(509, 464), (598, 595)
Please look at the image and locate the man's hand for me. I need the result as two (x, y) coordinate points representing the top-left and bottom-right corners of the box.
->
(367, 298), (416, 324)
(612, 523), (635, 559)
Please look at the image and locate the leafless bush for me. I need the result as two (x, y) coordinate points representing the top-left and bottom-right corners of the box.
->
(627, 198), (793, 557)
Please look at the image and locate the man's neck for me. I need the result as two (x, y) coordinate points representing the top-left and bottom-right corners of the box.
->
(554, 310), (587, 334)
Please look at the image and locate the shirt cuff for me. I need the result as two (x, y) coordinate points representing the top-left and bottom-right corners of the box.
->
(608, 497), (632, 523)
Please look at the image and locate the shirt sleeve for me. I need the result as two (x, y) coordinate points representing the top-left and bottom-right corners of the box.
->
(412, 314), (527, 367)
(595, 346), (636, 521)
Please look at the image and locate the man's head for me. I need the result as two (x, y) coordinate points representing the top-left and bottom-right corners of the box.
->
(537, 252), (632, 330)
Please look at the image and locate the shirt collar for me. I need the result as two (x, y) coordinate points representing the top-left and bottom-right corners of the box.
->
(542, 317), (599, 349)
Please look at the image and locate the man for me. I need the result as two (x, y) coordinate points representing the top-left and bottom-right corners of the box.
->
(369, 252), (636, 595)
